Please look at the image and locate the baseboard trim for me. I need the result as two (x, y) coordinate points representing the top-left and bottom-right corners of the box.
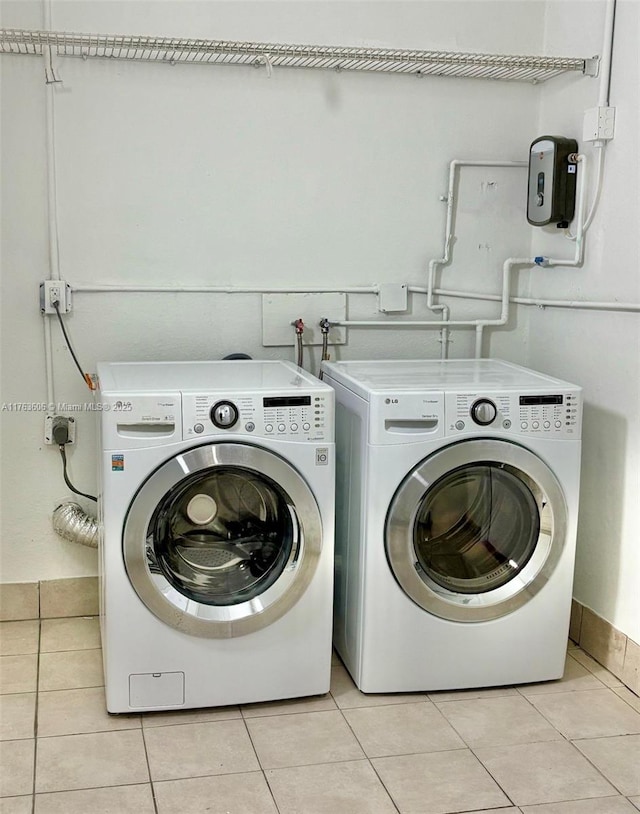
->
(1, 580), (637, 696)
(570, 598), (639, 695)
(0, 577), (98, 621)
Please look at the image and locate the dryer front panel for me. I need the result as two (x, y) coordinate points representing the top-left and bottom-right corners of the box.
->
(385, 439), (567, 622)
(123, 443), (322, 637)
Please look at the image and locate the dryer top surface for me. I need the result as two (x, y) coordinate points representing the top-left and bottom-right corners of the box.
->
(321, 358), (580, 398)
(96, 360), (329, 395)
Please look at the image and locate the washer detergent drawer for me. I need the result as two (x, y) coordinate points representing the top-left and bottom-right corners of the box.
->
(129, 672), (185, 708)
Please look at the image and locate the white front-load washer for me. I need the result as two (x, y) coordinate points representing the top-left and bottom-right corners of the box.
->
(96, 360), (334, 712)
(321, 358), (582, 692)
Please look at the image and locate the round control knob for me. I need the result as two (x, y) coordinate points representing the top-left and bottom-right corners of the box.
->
(302, 422), (310, 431)
(290, 423), (298, 431)
(555, 420), (562, 428)
(193, 423), (204, 434)
(470, 398), (497, 426)
(278, 423), (286, 432)
(265, 423), (273, 432)
(210, 400), (239, 429)
(455, 420), (465, 431)
(521, 421), (528, 430)
(543, 421), (551, 429)
(532, 420), (540, 429)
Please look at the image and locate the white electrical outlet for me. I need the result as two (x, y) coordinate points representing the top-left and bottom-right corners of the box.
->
(40, 281), (72, 314)
(262, 293), (347, 346)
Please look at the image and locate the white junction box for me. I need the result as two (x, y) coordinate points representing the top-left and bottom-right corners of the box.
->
(583, 106), (616, 142)
(262, 293), (347, 346)
(378, 284), (408, 313)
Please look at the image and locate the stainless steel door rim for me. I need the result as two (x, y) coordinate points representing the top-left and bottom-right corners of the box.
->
(123, 443), (322, 638)
(385, 439), (567, 622)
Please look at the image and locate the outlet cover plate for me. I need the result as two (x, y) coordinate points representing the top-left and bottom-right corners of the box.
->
(262, 293), (347, 346)
(44, 415), (76, 445)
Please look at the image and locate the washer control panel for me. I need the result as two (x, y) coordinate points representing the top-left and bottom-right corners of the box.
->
(182, 391), (333, 442)
(446, 390), (582, 439)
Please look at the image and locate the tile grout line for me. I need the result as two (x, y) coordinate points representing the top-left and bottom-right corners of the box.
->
(466, 743), (518, 809)
(515, 685), (573, 743)
(139, 721), (160, 814)
(570, 735), (638, 798)
(31, 617), (42, 814)
(336, 699), (402, 813)
(240, 703), (283, 813)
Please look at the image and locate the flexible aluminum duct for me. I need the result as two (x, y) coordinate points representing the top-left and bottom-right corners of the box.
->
(52, 501), (99, 548)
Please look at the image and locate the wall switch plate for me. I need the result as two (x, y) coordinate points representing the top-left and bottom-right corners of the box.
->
(262, 293), (347, 346)
(378, 284), (408, 312)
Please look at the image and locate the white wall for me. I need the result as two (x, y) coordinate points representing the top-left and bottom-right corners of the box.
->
(528, 0), (640, 642)
(1, 1), (637, 643)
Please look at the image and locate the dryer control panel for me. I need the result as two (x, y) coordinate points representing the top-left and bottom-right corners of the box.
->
(446, 390), (582, 439)
(182, 391), (333, 442)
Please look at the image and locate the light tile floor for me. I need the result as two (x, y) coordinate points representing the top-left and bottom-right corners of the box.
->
(1, 617), (640, 814)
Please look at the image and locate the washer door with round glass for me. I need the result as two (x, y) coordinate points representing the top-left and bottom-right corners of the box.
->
(385, 439), (567, 622)
(123, 443), (322, 637)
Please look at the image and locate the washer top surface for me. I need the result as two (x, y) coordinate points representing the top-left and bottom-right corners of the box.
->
(97, 360), (328, 394)
(322, 358), (579, 399)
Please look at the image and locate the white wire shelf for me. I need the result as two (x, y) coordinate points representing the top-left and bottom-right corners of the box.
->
(0, 28), (598, 83)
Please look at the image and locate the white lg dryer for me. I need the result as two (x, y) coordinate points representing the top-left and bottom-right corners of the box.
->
(97, 360), (334, 713)
(321, 358), (582, 692)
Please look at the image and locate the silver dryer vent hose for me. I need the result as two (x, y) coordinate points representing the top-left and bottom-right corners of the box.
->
(52, 501), (99, 548)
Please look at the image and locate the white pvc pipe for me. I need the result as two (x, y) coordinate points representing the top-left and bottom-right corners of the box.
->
(71, 285), (379, 294)
(434, 288), (640, 312)
(43, 318), (55, 406)
(336, 320), (489, 328)
(43, 0), (57, 408)
(541, 154), (588, 267)
(44, 0), (59, 281)
(473, 155), (589, 355)
(598, 0), (616, 108)
(426, 159), (527, 357)
(473, 257), (536, 357)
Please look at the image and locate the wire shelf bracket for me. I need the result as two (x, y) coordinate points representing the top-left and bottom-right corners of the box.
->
(0, 28), (599, 84)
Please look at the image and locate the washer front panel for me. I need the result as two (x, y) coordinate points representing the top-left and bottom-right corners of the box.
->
(385, 439), (567, 622)
(123, 443), (322, 637)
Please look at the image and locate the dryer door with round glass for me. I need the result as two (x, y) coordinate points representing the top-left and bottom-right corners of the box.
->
(385, 439), (567, 622)
(123, 443), (322, 637)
